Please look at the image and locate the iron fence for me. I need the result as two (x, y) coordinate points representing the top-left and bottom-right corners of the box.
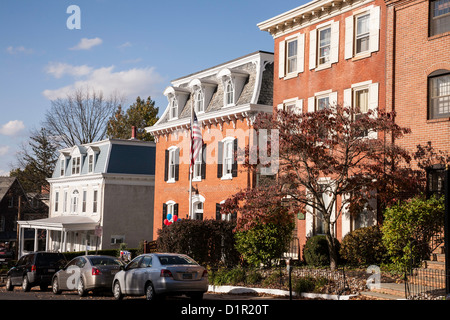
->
(405, 268), (449, 300)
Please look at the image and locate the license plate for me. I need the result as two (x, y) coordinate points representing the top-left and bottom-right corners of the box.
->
(48, 269), (55, 272)
(0, 259), (5, 262)
(182, 273), (192, 280)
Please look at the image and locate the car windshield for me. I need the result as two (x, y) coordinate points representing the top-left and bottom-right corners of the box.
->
(158, 255), (198, 266)
(35, 253), (66, 266)
(89, 257), (121, 266)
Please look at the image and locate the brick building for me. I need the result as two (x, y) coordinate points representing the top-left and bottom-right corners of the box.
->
(258, 0), (386, 247)
(146, 51), (274, 239)
(385, 0), (450, 190)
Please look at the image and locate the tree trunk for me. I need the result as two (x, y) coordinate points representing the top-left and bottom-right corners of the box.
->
(324, 222), (338, 271)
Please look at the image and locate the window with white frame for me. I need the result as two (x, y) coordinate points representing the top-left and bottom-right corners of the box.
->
(165, 147), (179, 182)
(169, 96), (178, 120)
(93, 189), (98, 213)
(71, 190), (79, 213)
(223, 139), (234, 178)
(88, 154), (94, 173)
(225, 79), (235, 106)
(60, 159), (65, 176)
(72, 156), (81, 175)
(355, 13), (370, 55)
(277, 98), (303, 115)
(82, 190), (87, 213)
(308, 90), (337, 112)
(194, 88), (204, 113)
(310, 21), (339, 70)
(279, 33), (305, 78)
(193, 201), (204, 220)
(55, 191), (59, 212)
(64, 190), (68, 213)
(344, 81), (379, 138)
(193, 144), (203, 181)
(286, 38), (298, 74)
(345, 6), (380, 59)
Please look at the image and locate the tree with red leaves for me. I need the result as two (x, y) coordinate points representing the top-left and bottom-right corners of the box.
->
(222, 104), (425, 270)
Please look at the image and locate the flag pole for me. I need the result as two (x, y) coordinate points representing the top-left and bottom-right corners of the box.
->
(188, 98), (193, 219)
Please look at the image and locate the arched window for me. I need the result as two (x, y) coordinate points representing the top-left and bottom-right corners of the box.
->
(225, 79), (235, 106)
(71, 190), (79, 213)
(195, 88), (204, 113)
(428, 69), (450, 119)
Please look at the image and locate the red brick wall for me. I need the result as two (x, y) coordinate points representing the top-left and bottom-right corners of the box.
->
(272, 0), (388, 249)
(152, 119), (253, 238)
(386, 0), (450, 157)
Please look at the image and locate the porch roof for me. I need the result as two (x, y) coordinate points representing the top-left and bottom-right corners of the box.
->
(18, 216), (99, 231)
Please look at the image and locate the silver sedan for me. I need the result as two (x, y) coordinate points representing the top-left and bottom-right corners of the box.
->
(52, 255), (122, 296)
(112, 253), (208, 300)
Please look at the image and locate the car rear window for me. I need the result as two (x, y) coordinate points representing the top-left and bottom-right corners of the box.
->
(89, 257), (121, 266)
(36, 253), (66, 266)
(158, 255), (198, 266)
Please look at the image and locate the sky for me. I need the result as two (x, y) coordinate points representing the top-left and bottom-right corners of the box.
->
(0, 0), (307, 176)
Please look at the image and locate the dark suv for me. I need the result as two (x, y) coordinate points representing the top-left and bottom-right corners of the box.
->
(5, 252), (67, 291)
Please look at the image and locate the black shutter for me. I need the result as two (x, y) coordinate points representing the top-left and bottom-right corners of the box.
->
(216, 203), (222, 220)
(217, 141), (223, 178)
(232, 138), (238, 177)
(174, 148), (179, 181)
(174, 203), (179, 216)
(201, 143), (207, 179)
(164, 150), (169, 181)
(162, 203), (167, 227)
(231, 211), (237, 221)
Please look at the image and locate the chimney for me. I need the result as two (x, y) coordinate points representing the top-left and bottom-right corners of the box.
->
(131, 126), (137, 140)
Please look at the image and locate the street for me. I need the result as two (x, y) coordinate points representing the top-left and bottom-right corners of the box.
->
(0, 286), (287, 301)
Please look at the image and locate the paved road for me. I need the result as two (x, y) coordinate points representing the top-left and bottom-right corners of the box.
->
(0, 286), (287, 301)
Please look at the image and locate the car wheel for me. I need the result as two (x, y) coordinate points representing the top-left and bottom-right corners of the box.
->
(113, 281), (123, 300)
(77, 278), (86, 297)
(52, 277), (61, 294)
(145, 283), (157, 300)
(5, 276), (14, 291)
(22, 275), (31, 292)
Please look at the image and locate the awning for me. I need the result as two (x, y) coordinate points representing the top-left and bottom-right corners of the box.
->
(18, 215), (99, 231)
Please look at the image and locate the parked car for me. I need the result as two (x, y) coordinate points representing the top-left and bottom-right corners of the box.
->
(112, 253), (208, 300)
(52, 255), (122, 296)
(0, 247), (14, 265)
(5, 251), (67, 291)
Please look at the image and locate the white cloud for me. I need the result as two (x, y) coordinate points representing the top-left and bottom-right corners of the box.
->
(0, 120), (25, 136)
(6, 46), (33, 54)
(42, 64), (165, 101)
(45, 62), (92, 79)
(0, 145), (9, 156)
(118, 42), (132, 49)
(70, 37), (103, 50)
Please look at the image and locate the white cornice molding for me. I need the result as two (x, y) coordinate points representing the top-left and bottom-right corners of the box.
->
(257, 0), (375, 38)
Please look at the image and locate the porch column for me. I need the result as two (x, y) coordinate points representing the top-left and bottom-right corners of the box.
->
(45, 229), (49, 251)
(18, 226), (23, 258)
(34, 228), (38, 252)
(63, 230), (67, 253)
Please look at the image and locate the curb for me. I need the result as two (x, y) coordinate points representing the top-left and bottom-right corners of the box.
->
(207, 285), (358, 300)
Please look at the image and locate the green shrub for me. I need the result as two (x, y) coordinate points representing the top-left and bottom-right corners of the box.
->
(382, 195), (445, 271)
(235, 221), (294, 267)
(157, 219), (240, 268)
(209, 267), (246, 286)
(340, 226), (387, 266)
(293, 276), (316, 294)
(303, 235), (340, 267)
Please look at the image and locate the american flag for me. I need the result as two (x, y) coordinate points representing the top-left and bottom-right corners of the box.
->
(190, 111), (202, 173)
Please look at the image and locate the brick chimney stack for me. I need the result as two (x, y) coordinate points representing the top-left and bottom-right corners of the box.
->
(131, 126), (137, 140)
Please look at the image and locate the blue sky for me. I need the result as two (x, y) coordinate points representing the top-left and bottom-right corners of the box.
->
(0, 0), (306, 176)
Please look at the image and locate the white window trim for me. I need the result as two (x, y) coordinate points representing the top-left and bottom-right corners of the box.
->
(60, 158), (65, 176)
(71, 156), (81, 175)
(343, 81), (379, 139)
(167, 146), (178, 183)
(279, 33), (305, 79)
(92, 188), (99, 214)
(277, 97), (303, 115)
(310, 20), (339, 71)
(308, 89), (337, 112)
(169, 96), (179, 121)
(224, 78), (235, 107)
(192, 146), (203, 182)
(221, 137), (235, 180)
(87, 153), (94, 174)
(344, 5), (380, 60)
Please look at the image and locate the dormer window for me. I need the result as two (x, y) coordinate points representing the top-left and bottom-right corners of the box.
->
(88, 154), (94, 173)
(72, 156), (81, 175)
(225, 79), (235, 106)
(194, 88), (204, 113)
(217, 68), (248, 108)
(169, 96), (178, 120)
(60, 159), (65, 176)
